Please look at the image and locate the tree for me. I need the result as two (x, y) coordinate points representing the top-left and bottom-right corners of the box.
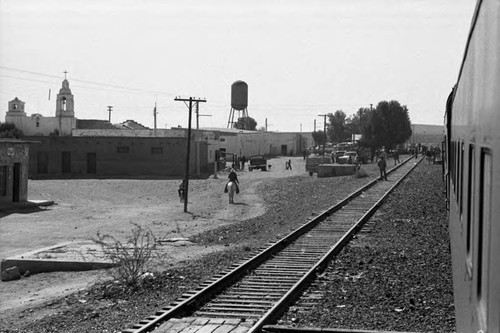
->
(327, 110), (347, 143)
(0, 122), (23, 138)
(371, 100), (412, 149)
(344, 114), (359, 142)
(356, 107), (374, 148)
(234, 117), (257, 131)
(311, 130), (326, 147)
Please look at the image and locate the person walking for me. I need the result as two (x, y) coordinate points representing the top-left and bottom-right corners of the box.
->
(377, 155), (387, 181)
(393, 150), (400, 165)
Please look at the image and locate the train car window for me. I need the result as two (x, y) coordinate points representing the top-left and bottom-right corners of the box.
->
(466, 144), (475, 255)
(466, 144), (475, 279)
(454, 141), (458, 194)
(456, 141), (461, 197)
(451, 141), (456, 192)
(477, 148), (491, 324)
(459, 142), (465, 214)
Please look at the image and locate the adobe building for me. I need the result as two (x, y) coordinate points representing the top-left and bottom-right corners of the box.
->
(0, 139), (33, 204)
(27, 136), (207, 179)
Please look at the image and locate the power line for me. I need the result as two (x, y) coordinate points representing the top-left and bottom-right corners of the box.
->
(0, 66), (178, 97)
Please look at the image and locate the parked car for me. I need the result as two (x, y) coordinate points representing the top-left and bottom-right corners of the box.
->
(248, 155), (267, 171)
(337, 151), (358, 164)
(331, 151), (346, 163)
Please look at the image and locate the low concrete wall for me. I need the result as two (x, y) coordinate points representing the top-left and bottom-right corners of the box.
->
(317, 164), (356, 178)
(1, 258), (116, 275)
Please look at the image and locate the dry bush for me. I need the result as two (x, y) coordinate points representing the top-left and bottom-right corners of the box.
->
(353, 166), (369, 178)
(92, 223), (161, 287)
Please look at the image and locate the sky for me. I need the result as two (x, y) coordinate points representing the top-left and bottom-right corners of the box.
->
(0, 0), (477, 132)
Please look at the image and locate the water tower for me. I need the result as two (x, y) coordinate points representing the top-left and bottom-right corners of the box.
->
(227, 80), (249, 128)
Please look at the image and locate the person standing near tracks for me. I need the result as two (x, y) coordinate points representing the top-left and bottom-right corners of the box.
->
(393, 149), (400, 165)
(378, 155), (387, 181)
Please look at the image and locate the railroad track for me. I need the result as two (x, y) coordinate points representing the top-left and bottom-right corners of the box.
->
(123, 157), (422, 333)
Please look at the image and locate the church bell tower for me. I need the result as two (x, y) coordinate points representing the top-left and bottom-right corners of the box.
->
(55, 73), (75, 118)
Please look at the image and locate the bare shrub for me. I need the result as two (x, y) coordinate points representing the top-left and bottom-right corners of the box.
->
(354, 167), (369, 178)
(92, 223), (161, 287)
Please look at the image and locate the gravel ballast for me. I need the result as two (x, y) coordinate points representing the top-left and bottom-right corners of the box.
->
(278, 161), (455, 332)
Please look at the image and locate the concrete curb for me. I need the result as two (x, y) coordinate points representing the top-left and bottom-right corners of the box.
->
(1, 242), (117, 276)
(1, 258), (116, 275)
(0, 199), (54, 211)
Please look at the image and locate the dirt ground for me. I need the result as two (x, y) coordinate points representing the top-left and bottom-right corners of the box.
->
(0, 156), (314, 314)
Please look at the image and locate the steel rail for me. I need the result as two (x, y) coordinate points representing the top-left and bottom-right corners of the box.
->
(252, 157), (423, 333)
(123, 156), (421, 333)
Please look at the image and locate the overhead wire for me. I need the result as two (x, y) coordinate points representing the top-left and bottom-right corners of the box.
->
(1, 66), (370, 131)
(0, 66), (179, 97)
(1, 66), (371, 112)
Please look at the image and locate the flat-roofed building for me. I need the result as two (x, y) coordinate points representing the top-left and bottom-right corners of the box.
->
(0, 139), (34, 204)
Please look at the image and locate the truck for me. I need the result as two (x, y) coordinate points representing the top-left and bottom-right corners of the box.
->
(248, 155), (268, 171)
(305, 154), (332, 176)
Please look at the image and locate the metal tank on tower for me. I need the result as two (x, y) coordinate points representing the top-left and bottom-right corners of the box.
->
(227, 80), (249, 128)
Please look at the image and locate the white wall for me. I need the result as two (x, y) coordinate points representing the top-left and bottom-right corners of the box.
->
(5, 115), (75, 136)
(72, 128), (186, 137)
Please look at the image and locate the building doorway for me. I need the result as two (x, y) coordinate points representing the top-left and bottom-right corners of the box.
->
(87, 153), (96, 174)
(62, 152), (71, 173)
(13, 163), (20, 202)
(281, 145), (288, 155)
(37, 152), (49, 174)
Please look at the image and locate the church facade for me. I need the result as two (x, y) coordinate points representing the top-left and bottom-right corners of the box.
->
(5, 79), (76, 136)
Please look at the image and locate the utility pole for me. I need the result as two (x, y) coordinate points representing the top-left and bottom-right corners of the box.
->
(265, 118), (272, 131)
(107, 106), (113, 123)
(194, 102), (212, 178)
(314, 119), (316, 132)
(318, 114), (327, 156)
(174, 96), (207, 213)
(153, 102), (158, 137)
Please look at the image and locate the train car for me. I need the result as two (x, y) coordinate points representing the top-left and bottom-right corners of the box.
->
(445, 0), (500, 332)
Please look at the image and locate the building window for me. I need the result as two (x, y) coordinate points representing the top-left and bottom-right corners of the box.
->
(61, 97), (67, 111)
(0, 166), (7, 196)
(151, 147), (163, 154)
(117, 146), (129, 153)
(220, 138), (225, 142)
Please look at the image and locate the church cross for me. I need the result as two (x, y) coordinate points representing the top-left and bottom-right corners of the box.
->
(63, 70), (68, 79)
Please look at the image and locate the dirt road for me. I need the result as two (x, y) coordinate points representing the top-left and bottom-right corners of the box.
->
(0, 156), (310, 312)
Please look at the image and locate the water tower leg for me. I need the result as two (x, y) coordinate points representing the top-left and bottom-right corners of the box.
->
(227, 108), (236, 128)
